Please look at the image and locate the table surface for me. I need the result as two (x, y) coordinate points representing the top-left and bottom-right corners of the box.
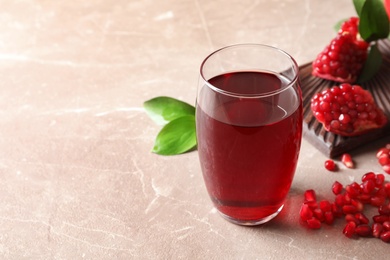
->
(1, 0), (389, 259)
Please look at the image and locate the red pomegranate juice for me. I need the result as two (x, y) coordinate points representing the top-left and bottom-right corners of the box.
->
(196, 71), (302, 222)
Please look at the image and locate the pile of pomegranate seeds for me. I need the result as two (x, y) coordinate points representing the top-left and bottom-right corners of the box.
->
(299, 172), (390, 243)
(377, 144), (390, 174)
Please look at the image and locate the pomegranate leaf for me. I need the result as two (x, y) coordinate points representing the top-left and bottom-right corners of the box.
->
(144, 96), (195, 125)
(358, 0), (389, 42)
(357, 42), (382, 83)
(353, 0), (365, 16)
(152, 115), (196, 155)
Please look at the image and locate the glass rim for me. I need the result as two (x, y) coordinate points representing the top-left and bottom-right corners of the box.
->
(200, 43), (299, 98)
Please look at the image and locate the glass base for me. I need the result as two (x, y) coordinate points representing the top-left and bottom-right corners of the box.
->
(217, 204), (284, 226)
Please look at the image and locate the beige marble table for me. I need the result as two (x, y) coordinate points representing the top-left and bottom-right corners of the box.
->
(0, 0), (389, 259)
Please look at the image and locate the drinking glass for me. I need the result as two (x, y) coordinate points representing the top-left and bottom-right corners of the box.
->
(196, 44), (302, 225)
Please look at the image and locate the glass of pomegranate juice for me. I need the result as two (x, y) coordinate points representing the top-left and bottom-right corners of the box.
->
(196, 44), (303, 225)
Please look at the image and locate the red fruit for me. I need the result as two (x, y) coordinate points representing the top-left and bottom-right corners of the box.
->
(341, 153), (354, 168)
(362, 172), (376, 182)
(304, 189), (317, 203)
(355, 224), (372, 237)
(372, 223), (384, 238)
(319, 200), (332, 212)
(373, 215), (389, 224)
(383, 221), (390, 231)
(332, 181), (343, 195)
(343, 205), (359, 214)
(380, 231), (390, 243)
(324, 159), (336, 171)
(355, 213), (369, 225)
(379, 204), (390, 215)
(312, 17), (368, 83)
(310, 84), (387, 136)
(307, 217), (322, 229)
(343, 221), (356, 238)
(299, 204), (313, 221)
(362, 180), (375, 194)
(324, 211), (334, 225)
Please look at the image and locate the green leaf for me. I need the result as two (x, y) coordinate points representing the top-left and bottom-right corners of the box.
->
(152, 115), (197, 155)
(353, 0), (365, 16)
(359, 0), (390, 42)
(357, 43), (383, 83)
(143, 96), (195, 125)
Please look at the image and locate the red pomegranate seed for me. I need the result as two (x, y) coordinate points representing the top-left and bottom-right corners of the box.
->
(299, 204), (313, 221)
(345, 214), (359, 224)
(380, 231), (390, 243)
(371, 196), (386, 207)
(373, 215), (389, 223)
(332, 181), (343, 195)
(343, 205), (358, 214)
(355, 213), (369, 224)
(344, 193), (352, 204)
(377, 148), (390, 158)
(375, 174), (385, 187)
(324, 211), (334, 225)
(324, 159), (336, 171)
(378, 204), (390, 215)
(331, 203), (343, 217)
(355, 224), (372, 237)
(343, 221), (356, 238)
(372, 223), (383, 238)
(319, 200), (332, 212)
(383, 221), (390, 231)
(382, 221), (390, 231)
(378, 154), (390, 166)
(346, 185), (360, 198)
(351, 199), (364, 212)
(307, 217), (322, 229)
(314, 208), (325, 222)
(341, 153), (354, 168)
(304, 189), (317, 203)
(362, 180), (375, 194)
(335, 194), (345, 206)
(357, 193), (371, 204)
(385, 183), (390, 197)
(362, 172), (376, 182)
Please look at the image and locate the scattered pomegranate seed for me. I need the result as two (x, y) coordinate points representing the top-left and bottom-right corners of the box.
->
(372, 223), (384, 238)
(343, 221), (357, 238)
(373, 215), (389, 224)
(307, 217), (322, 229)
(380, 231), (390, 243)
(304, 189), (317, 203)
(324, 211), (334, 225)
(332, 181), (343, 195)
(325, 159), (337, 171)
(341, 153), (354, 168)
(299, 204), (313, 221)
(355, 224), (372, 237)
(383, 221), (390, 231)
(299, 172), (390, 243)
(355, 213), (369, 225)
